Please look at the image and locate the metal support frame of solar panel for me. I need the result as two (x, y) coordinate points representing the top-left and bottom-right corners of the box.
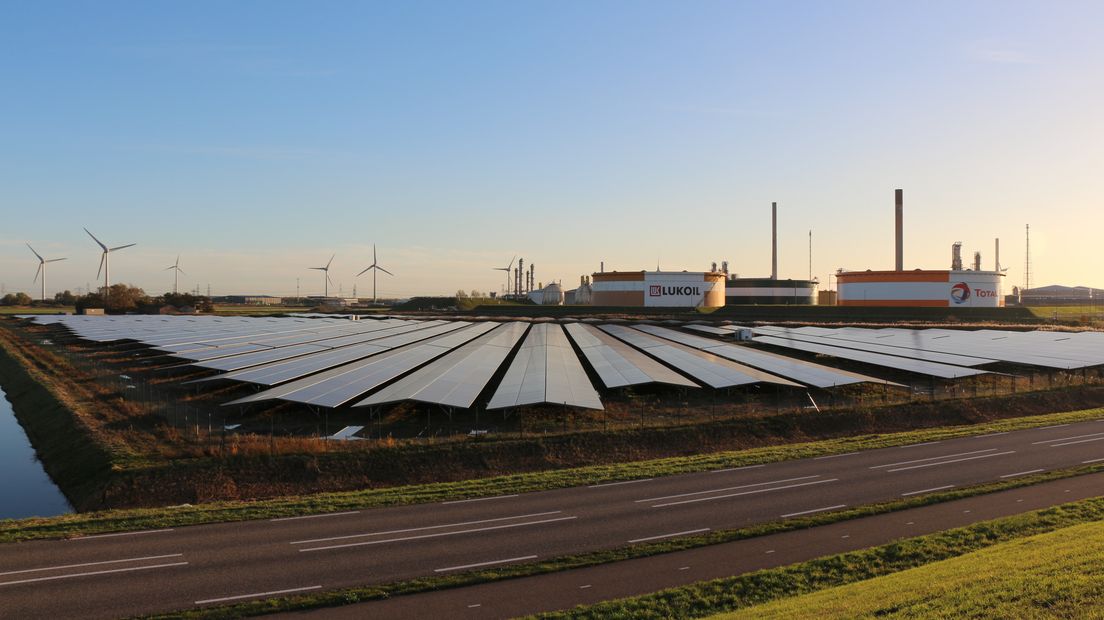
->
(203, 321), (474, 386)
(632, 324), (890, 389)
(486, 323), (603, 410)
(564, 323), (697, 389)
(226, 322), (499, 408)
(599, 324), (800, 389)
(770, 326), (1099, 370)
(751, 326), (999, 367)
(752, 334), (990, 379)
(180, 321), (442, 366)
(684, 325), (741, 337)
(356, 322), (530, 409)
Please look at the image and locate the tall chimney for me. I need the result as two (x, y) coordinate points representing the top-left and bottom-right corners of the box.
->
(771, 202), (778, 280)
(600, 261), (604, 273)
(895, 189), (904, 271)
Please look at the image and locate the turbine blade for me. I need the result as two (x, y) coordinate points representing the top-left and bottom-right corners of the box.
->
(378, 267), (394, 277)
(326, 254), (335, 269)
(356, 267), (371, 277)
(33, 264), (42, 284)
(373, 245), (377, 263)
(177, 268), (186, 275)
(26, 243), (44, 262)
(508, 255), (516, 269)
(84, 228), (108, 251)
(164, 265), (175, 271)
(326, 273), (334, 286)
(96, 253), (105, 280)
(109, 243), (136, 252)
(46, 258), (66, 263)
(309, 267), (325, 271)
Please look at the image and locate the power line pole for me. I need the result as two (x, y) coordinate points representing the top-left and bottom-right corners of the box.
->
(1024, 224), (1031, 291)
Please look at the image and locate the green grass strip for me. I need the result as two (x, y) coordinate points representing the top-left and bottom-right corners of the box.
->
(4, 405), (1103, 543)
(718, 520), (1104, 619)
(532, 494), (1104, 620)
(137, 463), (1104, 619)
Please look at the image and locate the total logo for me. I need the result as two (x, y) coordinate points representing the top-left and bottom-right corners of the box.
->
(950, 282), (972, 304)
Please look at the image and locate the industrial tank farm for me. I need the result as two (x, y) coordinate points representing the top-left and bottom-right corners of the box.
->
(837, 269), (1004, 307)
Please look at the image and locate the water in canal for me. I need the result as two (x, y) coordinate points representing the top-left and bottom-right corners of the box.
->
(0, 386), (72, 519)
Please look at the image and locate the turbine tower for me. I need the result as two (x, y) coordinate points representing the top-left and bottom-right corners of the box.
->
(84, 228), (136, 301)
(164, 255), (185, 294)
(27, 243), (66, 302)
(355, 245), (393, 304)
(492, 255), (516, 297)
(309, 254), (336, 298)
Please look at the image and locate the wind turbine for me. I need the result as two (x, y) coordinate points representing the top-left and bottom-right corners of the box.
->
(492, 255), (516, 297)
(164, 255), (185, 294)
(310, 254), (336, 297)
(84, 228), (136, 299)
(26, 243), (66, 302)
(355, 245), (393, 304)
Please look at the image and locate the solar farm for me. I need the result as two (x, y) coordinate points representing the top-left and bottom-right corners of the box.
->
(21, 314), (1104, 441)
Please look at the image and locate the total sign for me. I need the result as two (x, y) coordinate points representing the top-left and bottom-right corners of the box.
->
(644, 273), (716, 307)
(949, 277), (1002, 307)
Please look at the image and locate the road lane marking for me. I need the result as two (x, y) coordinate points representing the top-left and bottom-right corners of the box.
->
(1032, 431), (1104, 445)
(1036, 424), (1071, 430)
(901, 485), (955, 497)
(710, 464), (766, 474)
(74, 529), (174, 540)
(1050, 436), (1104, 448)
(897, 441), (942, 449)
(0, 554), (183, 577)
(886, 451), (1016, 473)
(270, 511), (359, 522)
(442, 494), (519, 505)
(195, 585), (322, 605)
(627, 528), (710, 544)
(870, 449), (997, 470)
(781, 504), (847, 518)
(651, 479), (839, 508)
(1083, 458), (1104, 464)
(814, 452), (859, 460)
(637, 475), (821, 503)
(588, 478), (654, 488)
(434, 555), (537, 573)
(1000, 469), (1045, 478)
(0, 562), (188, 587)
(291, 511), (562, 545)
(300, 516), (578, 552)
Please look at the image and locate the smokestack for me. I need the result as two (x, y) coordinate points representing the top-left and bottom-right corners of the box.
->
(771, 202), (778, 280)
(600, 261), (604, 273)
(973, 251), (982, 271)
(895, 189), (903, 271)
(995, 238), (1000, 271)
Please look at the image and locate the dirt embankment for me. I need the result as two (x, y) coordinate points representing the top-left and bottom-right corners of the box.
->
(94, 386), (1104, 509)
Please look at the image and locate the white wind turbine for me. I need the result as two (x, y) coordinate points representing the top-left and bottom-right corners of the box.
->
(27, 243), (66, 302)
(164, 255), (185, 294)
(84, 228), (136, 300)
(310, 254), (336, 297)
(355, 245), (393, 304)
(492, 255), (516, 296)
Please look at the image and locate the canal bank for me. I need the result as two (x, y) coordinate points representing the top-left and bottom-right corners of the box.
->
(0, 386), (71, 519)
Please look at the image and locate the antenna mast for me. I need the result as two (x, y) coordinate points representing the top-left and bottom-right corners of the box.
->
(1024, 224), (1031, 291)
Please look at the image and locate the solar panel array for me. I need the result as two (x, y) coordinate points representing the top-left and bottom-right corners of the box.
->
(25, 315), (1100, 412)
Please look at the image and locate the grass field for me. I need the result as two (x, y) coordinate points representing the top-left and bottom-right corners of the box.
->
(718, 519), (1104, 619)
(1027, 305), (1104, 325)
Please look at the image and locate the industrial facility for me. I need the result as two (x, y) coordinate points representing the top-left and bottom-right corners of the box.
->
(836, 190), (1005, 307)
(723, 202), (818, 305)
(590, 270), (727, 308)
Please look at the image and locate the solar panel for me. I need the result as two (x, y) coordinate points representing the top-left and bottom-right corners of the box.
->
(752, 334), (990, 379)
(564, 323), (698, 389)
(599, 324), (800, 389)
(226, 322), (498, 408)
(356, 322), (530, 409)
(486, 324), (603, 410)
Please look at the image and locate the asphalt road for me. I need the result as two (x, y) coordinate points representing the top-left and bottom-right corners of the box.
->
(1, 418), (1103, 619)
(284, 471), (1104, 619)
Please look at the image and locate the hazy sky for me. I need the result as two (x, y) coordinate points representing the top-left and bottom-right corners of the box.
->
(2, 1), (1102, 299)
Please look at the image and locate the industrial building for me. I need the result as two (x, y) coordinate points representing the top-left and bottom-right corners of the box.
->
(590, 270), (726, 308)
(723, 202), (818, 305)
(836, 190), (1005, 307)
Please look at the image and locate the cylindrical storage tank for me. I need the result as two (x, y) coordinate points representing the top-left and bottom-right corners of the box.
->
(590, 271), (726, 308)
(837, 270), (1004, 307)
(541, 282), (564, 305)
(724, 278), (818, 305)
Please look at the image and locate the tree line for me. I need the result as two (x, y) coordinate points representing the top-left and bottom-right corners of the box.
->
(1, 285), (214, 314)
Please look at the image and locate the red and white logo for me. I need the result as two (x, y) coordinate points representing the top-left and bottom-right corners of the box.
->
(950, 282), (971, 304)
(649, 285), (662, 296)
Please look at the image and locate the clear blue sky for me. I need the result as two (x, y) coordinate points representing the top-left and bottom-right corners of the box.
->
(2, 1), (1102, 298)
